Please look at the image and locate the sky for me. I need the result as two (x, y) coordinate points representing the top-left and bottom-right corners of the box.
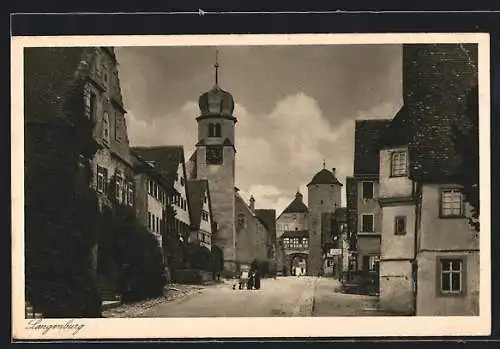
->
(116, 45), (403, 216)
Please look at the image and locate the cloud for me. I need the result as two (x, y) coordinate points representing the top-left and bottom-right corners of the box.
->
(125, 101), (198, 149)
(125, 92), (400, 214)
(235, 92), (355, 212)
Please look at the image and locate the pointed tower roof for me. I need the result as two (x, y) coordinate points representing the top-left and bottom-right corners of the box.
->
(281, 190), (309, 215)
(307, 164), (343, 187)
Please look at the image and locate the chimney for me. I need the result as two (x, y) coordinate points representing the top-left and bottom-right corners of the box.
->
(249, 195), (255, 211)
(332, 168), (336, 176)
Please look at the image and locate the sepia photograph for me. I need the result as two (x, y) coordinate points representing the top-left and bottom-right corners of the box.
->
(11, 33), (490, 339)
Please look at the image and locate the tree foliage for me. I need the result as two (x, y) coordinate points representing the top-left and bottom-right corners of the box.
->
(100, 204), (166, 302)
(452, 85), (479, 232)
(25, 48), (102, 317)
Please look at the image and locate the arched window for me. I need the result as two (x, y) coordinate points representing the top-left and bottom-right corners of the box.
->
(391, 151), (408, 177)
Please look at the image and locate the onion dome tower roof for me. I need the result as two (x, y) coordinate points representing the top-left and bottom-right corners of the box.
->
(198, 50), (235, 117)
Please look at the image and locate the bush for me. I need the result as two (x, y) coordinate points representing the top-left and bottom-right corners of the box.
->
(25, 126), (103, 318)
(102, 205), (166, 302)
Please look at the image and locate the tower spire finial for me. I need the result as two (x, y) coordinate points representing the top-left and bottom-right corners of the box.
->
(214, 49), (220, 86)
(323, 159), (326, 169)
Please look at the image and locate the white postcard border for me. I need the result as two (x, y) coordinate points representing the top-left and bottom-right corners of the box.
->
(11, 33), (491, 340)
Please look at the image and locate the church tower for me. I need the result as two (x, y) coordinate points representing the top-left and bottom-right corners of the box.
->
(306, 162), (343, 276)
(194, 51), (238, 272)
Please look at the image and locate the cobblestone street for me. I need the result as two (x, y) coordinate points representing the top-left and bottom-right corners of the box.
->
(103, 277), (393, 318)
(102, 284), (207, 318)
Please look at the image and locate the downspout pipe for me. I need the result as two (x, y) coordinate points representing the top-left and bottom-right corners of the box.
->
(412, 178), (423, 315)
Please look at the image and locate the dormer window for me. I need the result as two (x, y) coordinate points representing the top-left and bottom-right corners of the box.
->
(391, 150), (408, 177)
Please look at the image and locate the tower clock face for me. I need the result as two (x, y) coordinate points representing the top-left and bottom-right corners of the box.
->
(206, 146), (223, 165)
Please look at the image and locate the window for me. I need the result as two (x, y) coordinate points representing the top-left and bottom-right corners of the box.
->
(180, 177), (185, 186)
(349, 254), (358, 271)
(115, 172), (122, 201)
(440, 258), (464, 295)
(208, 123), (222, 138)
(206, 146), (223, 165)
(327, 259), (334, 267)
(440, 189), (464, 217)
(204, 195), (207, 204)
(156, 217), (160, 233)
(362, 181), (374, 199)
(122, 181), (128, 203)
(395, 216), (406, 235)
(84, 89), (97, 120)
(361, 214), (374, 232)
(148, 212), (152, 231)
(237, 213), (246, 230)
(96, 166), (108, 193)
(202, 210), (209, 222)
(391, 151), (408, 177)
(102, 111), (110, 144)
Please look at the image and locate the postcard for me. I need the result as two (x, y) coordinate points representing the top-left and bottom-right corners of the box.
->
(12, 32), (491, 339)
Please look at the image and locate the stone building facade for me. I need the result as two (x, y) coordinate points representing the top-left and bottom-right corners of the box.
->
(186, 75), (238, 273)
(279, 230), (309, 276)
(234, 191), (270, 271)
(187, 179), (215, 251)
(275, 191), (309, 273)
(377, 44), (479, 315)
(348, 119), (392, 290)
(307, 167), (343, 276)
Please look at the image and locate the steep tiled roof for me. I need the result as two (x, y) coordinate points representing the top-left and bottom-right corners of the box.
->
(354, 119), (392, 178)
(255, 209), (276, 242)
(24, 47), (92, 126)
(131, 151), (177, 194)
(131, 146), (184, 187)
(281, 230), (309, 239)
(187, 179), (209, 230)
(307, 168), (343, 186)
(281, 191), (308, 215)
(377, 44), (478, 183)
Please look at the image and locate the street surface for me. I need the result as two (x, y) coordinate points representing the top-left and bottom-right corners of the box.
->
(131, 277), (388, 318)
